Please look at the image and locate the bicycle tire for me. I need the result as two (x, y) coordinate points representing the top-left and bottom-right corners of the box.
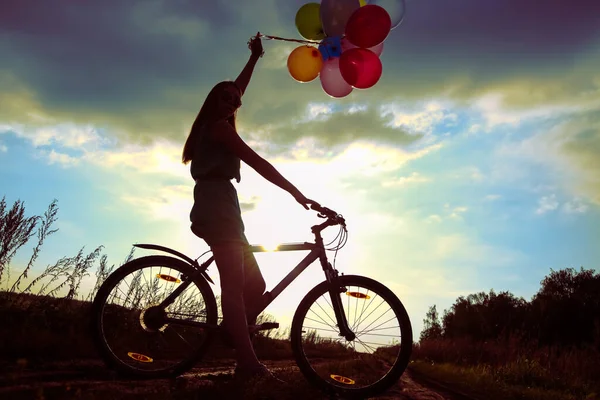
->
(291, 275), (412, 398)
(91, 255), (218, 378)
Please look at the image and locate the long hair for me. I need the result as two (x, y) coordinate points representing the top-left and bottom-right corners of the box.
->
(182, 81), (238, 165)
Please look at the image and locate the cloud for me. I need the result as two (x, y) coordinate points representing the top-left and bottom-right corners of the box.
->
(381, 172), (430, 188)
(89, 139), (186, 177)
(0, 143), (6, 153)
(485, 194), (501, 201)
(36, 149), (80, 168)
(248, 105), (423, 151)
(536, 194), (559, 215)
(332, 142), (443, 193)
(425, 204), (469, 222)
(423, 206), (470, 224)
(497, 110), (600, 205)
(558, 113), (600, 204)
(120, 184), (192, 221)
(0, 0), (598, 153)
(239, 195), (261, 212)
(351, 207), (526, 304)
(534, 194), (589, 215)
(382, 100), (458, 134)
(448, 166), (486, 183)
(11, 124), (106, 150)
(425, 214), (443, 224)
(472, 92), (584, 128)
(562, 198), (589, 214)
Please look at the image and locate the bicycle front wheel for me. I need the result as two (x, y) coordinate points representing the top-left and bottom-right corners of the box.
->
(91, 255), (218, 378)
(291, 275), (412, 398)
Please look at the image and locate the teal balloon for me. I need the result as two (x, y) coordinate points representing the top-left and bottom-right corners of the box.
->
(369, 0), (406, 29)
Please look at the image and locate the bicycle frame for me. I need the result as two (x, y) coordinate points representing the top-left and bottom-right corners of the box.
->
(133, 219), (355, 339)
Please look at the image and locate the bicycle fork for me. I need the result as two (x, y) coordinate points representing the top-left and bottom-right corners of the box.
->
(326, 267), (356, 341)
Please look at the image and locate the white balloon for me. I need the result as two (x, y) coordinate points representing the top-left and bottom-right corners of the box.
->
(320, 0), (361, 37)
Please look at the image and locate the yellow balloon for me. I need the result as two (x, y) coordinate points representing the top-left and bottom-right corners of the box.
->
(359, 0), (368, 5)
(295, 3), (325, 40)
(287, 45), (323, 83)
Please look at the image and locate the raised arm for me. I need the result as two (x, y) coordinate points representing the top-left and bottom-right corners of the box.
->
(235, 33), (263, 95)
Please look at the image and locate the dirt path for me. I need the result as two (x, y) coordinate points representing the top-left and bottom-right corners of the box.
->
(0, 359), (474, 400)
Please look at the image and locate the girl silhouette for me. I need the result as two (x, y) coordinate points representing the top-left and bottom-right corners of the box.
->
(182, 34), (315, 381)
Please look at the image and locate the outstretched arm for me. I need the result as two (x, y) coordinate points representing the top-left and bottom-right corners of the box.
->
(235, 33), (263, 95)
(212, 121), (315, 209)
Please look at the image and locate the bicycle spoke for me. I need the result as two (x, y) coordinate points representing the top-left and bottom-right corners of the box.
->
(293, 276), (412, 397)
(354, 337), (379, 354)
(167, 311), (207, 319)
(358, 325), (400, 333)
(353, 297), (387, 331)
(319, 295), (337, 324)
(167, 326), (194, 349)
(357, 332), (400, 339)
(355, 307), (394, 337)
(351, 293), (380, 331)
(356, 314), (399, 338)
(358, 288), (370, 329)
(97, 261), (216, 375)
(312, 297), (338, 328)
(304, 315), (337, 330)
(303, 326), (341, 334)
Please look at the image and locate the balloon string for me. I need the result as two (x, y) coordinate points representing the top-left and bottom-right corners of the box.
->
(257, 33), (320, 45)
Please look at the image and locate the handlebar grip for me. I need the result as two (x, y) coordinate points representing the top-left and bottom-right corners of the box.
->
(310, 202), (323, 212)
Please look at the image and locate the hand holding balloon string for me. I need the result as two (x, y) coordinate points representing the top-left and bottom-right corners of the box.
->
(247, 32), (266, 58)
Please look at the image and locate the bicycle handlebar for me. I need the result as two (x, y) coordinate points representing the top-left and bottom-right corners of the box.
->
(310, 202), (346, 226)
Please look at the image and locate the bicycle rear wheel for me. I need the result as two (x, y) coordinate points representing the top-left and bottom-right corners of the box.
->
(291, 275), (412, 398)
(91, 255), (218, 378)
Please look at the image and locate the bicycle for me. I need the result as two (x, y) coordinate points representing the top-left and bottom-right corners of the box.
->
(91, 203), (412, 399)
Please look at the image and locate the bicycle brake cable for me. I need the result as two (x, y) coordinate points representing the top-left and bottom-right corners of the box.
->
(325, 226), (343, 248)
(331, 226), (347, 269)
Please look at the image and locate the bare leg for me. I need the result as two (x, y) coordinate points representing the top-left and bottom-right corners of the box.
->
(211, 243), (261, 369)
(242, 244), (266, 324)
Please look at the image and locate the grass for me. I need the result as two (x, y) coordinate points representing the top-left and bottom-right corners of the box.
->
(411, 338), (600, 400)
(0, 291), (347, 399)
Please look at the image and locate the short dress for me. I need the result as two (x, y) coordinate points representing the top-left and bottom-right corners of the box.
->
(189, 123), (246, 246)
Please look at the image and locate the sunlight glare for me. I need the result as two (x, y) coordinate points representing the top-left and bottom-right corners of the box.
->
(261, 242), (280, 252)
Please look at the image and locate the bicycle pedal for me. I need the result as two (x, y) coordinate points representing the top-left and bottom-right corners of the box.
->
(254, 322), (279, 331)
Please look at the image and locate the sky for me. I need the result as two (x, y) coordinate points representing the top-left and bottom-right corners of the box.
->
(1, 0), (599, 339)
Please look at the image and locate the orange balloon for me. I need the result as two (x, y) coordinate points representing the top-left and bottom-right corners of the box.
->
(287, 45), (323, 82)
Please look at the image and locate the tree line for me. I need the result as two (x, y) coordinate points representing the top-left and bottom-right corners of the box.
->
(421, 267), (600, 349)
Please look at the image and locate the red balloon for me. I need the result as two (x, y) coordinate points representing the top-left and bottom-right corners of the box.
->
(345, 4), (391, 48)
(339, 48), (382, 89)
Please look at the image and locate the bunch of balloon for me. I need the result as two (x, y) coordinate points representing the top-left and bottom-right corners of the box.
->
(290, 0), (406, 98)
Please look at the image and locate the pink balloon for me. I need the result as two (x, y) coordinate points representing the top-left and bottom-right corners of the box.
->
(341, 36), (384, 57)
(339, 47), (382, 89)
(320, 57), (353, 98)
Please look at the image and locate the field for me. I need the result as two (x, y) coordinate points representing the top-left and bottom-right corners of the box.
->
(0, 292), (447, 400)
